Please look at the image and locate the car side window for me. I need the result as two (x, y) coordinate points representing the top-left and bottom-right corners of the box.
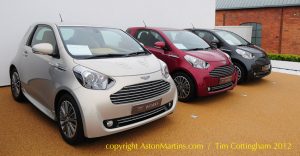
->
(136, 30), (164, 48)
(195, 31), (206, 38)
(196, 31), (219, 44)
(30, 26), (57, 51)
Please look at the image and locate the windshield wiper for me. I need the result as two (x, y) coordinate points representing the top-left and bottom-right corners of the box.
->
(84, 54), (127, 59)
(84, 51), (149, 59)
(237, 43), (250, 46)
(125, 51), (149, 56)
(186, 47), (211, 51)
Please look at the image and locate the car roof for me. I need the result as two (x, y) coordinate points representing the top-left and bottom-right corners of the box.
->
(186, 28), (231, 33)
(186, 28), (212, 31)
(31, 22), (121, 29)
(129, 27), (185, 31)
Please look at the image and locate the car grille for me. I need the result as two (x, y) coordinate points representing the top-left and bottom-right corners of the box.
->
(209, 82), (233, 92)
(209, 65), (235, 78)
(103, 101), (173, 129)
(110, 80), (171, 104)
(255, 57), (270, 65)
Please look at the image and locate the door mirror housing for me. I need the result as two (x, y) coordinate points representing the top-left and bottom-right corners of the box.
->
(210, 39), (220, 48)
(154, 41), (166, 49)
(32, 43), (54, 55)
(211, 42), (218, 48)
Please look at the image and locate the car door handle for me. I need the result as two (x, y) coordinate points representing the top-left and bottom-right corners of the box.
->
(23, 51), (28, 57)
(165, 54), (179, 58)
(49, 62), (66, 71)
(220, 48), (231, 52)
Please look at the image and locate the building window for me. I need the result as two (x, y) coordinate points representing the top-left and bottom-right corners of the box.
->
(240, 22), (262, 47)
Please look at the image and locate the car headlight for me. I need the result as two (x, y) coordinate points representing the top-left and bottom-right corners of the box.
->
(223, 52), (232, 63)
(73, 65), (115, 90)
(159, 60), (170, 78)
(223, 52), (230, 59)
(236, 49), (255, 59)
(184, 55), (210, 69)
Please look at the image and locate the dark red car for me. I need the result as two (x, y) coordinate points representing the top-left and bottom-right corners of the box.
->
(127, 27), (238, 101)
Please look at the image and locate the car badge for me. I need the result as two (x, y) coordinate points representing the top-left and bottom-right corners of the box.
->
(141, 75), (150, 80)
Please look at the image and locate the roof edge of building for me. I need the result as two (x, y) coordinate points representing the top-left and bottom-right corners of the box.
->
(216, 4), (300, 11)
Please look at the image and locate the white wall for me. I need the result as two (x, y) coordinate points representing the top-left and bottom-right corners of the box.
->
(215, 26), (253, 42)
(0, 0), (215, 86)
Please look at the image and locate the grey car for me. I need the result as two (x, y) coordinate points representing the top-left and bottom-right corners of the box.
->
(186, 28), (271, 83)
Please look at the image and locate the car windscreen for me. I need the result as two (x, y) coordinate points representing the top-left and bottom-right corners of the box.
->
(58, 26), (147, 58)
(162, 30), (210, 51)
(214, 30), (249, 46)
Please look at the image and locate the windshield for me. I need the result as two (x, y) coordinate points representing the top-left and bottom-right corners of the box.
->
(162, 30), (210, 51)
(214, 30), (249, 46)
(58, 26), (147, 58)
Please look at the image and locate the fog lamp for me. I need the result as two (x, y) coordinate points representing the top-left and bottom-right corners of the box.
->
(106, 120), (114, 128)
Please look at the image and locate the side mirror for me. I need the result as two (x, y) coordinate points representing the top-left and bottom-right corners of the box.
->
(210, 39), (220, 48)
(211, 42), (218, 48)
(154, 41), (166, 49)
(32, 43), (54, 55)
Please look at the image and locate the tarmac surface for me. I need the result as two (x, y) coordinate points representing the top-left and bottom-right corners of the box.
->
(0, 72), (300, 156)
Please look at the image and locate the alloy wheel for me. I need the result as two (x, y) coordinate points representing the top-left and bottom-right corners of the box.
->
(59, 100), (78, 138)
(235, 65), (242, 81)
(11, 72), (21, 97)
(174, 76), (191, 99)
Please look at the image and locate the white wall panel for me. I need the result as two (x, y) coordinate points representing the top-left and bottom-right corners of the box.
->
(0, 0), (215, 86)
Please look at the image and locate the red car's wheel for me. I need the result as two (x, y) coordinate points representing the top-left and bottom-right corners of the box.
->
(173, 72), (195, 102)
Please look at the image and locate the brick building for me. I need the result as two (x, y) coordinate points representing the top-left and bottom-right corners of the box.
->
(216, 0), (300, 55)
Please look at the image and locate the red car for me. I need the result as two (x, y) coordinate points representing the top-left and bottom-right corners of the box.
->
(127, 27), (238, 101)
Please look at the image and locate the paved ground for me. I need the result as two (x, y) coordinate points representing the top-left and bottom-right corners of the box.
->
(0, 72), (300, 156)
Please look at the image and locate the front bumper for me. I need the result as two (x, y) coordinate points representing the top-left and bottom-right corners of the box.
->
(190, 64), (238, 97)
(247, 57), (272, 80)
(71, 71), (177, 138)
(196, 71), (238, 96)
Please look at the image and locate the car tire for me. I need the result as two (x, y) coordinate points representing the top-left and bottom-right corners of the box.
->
(56, 94), (85, 145)
(234, 63), (246, 83)
(173, 72), (196, 102)
(10, 68), (25, 102)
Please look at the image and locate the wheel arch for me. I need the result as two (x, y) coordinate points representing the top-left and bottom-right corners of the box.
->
(231, 58), (248, 79)
(9, 64), (17, 76)
(54, 89), (84, 122)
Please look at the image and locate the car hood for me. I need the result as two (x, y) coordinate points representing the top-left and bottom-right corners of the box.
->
(186, 49), (227, 62)
(237, 45), (266, 55)
(73, 54), (161, 77)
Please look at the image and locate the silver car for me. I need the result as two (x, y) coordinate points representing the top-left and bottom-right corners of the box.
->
(10, 23), (177, 144)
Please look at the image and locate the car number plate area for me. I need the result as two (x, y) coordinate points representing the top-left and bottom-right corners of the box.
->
(131, 99), (162, 115)
(219, 75), (232, 84)
(262, 64), (271, 71)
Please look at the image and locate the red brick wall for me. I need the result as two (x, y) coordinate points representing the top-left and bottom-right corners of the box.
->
(216, 7), (300, 55)
(281, 7), (300, 55)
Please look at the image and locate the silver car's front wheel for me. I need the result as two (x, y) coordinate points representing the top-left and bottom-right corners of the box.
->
(57, 94), (84, 145)
(59, 101), (78, 138)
